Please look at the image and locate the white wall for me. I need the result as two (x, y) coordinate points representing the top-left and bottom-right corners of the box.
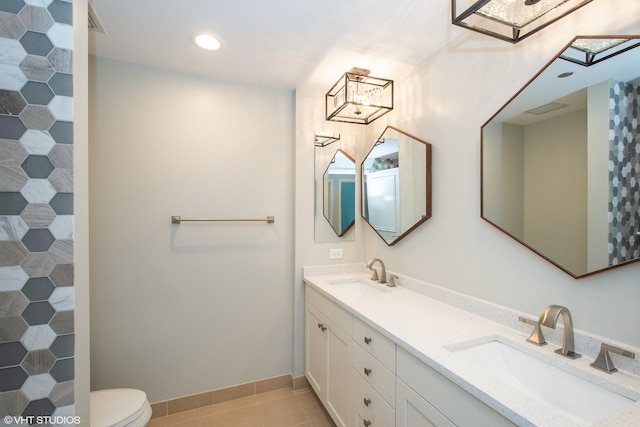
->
(294, 0), (640, 367)
(73, 0), (90, 421)
(88, 57), (294, 402)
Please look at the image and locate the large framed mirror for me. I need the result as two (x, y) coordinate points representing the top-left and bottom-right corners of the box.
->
(315, 135), (356, 241)
(482, 36), (640, 278)
(323, 149), (356, 237)
(362, 126), (432, 246)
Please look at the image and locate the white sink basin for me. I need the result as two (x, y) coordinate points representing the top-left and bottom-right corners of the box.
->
(326, 278), (390, 297)
(450, 339), (635, 425)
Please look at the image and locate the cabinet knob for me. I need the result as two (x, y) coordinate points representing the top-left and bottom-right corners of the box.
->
(363, 397), (371, 407)
(364, 337), (372, 345)
(317, 323), (326, 332)
(363, 420), (371, 427)
(363, 367), (372, 376)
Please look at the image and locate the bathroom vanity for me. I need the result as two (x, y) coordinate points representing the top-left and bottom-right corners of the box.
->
(303, 264), (640, 427)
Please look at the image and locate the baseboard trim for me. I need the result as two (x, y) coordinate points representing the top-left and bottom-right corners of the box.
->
(292, 375), (310, 391)
(150, 374), (308, 419)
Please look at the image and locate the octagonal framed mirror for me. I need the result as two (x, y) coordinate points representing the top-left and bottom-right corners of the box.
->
(362, 126), (432, 246)
(323, 149), (356, 237)
(315, 135), (356, 242)
(481, 36), (640, 278)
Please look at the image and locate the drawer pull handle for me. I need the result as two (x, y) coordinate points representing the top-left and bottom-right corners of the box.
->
(364, 420), (371, 427)
(317, 323), (326, 332)
(363, 397), (371, 407)
(364, 367), (372, 376)
(364, 337), (372, 345)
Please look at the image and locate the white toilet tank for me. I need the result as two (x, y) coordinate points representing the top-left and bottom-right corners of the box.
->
(90, 388), (152, 427)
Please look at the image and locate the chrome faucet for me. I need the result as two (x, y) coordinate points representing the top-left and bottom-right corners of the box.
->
(539, 305), (581, 359)
(365, 258), (386, 284)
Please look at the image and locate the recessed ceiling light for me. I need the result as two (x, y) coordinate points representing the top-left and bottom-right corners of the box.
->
(193, 33), (223, 51)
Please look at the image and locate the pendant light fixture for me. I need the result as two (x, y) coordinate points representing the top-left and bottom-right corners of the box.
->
(314, 131), (341, 147)
(325, 67), (393, 125)
(559, 37), (640, 67)
(452, 0), (594, 43)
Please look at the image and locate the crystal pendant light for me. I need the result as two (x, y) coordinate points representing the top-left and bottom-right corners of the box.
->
(452, 0), (594, 43)
(325, 68), (393, 125)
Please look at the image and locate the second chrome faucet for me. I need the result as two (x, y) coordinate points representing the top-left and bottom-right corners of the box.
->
(366, 257), (392, 285)
(521, 304), (581, 359)
(539, 305), (581, 359)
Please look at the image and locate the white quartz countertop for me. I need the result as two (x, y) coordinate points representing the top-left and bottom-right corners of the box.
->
(303, 266), (640, 426)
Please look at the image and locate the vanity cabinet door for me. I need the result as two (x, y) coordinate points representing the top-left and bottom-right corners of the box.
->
(305, 288), (351, 427)
(326, 319), (350, 427)
(396, 378), (454, 427)
(397, 348), (515, 427)
(305, 305), (327, 395)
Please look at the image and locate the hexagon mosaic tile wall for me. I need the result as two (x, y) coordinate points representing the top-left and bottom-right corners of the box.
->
(0, 0), (74, 419)
(609, 80), (640, 265)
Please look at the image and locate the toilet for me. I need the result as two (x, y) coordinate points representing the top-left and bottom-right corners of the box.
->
(90, 388), (152, 427)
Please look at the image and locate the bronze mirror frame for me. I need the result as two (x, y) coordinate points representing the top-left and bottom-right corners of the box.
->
(361, 126), (432, 246)
(314, 136), (356, 242)
(481, 35), (640, 278)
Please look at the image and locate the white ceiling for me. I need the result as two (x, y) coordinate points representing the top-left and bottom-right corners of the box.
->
(87, 0), (461, 91)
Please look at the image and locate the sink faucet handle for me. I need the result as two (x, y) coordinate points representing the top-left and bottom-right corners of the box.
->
(519, 316), (547, 346)
(590, 343), (636, 374)
(369, 268), (379, 281)
(388, 274), (399, 287)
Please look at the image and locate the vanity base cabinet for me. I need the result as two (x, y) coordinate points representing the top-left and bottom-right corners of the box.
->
(305, 287), (351, 427)
(396, 348), (516, 427)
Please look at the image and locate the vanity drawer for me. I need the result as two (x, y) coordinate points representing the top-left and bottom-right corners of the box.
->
(352, 342), (395, 407)
(306, 286), (352, 334)
(352, 371), (395, 427)
(352, 316), (395, 371)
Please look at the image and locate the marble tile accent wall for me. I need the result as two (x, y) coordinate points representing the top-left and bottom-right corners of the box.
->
(0, 0), (74, 419)
(609, 80), (640, 265)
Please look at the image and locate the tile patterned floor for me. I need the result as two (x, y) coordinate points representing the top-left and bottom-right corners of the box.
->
(146, 387), (336, 427)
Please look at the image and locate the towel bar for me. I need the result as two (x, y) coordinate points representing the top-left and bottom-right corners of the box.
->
(171, 215), (275, 224)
